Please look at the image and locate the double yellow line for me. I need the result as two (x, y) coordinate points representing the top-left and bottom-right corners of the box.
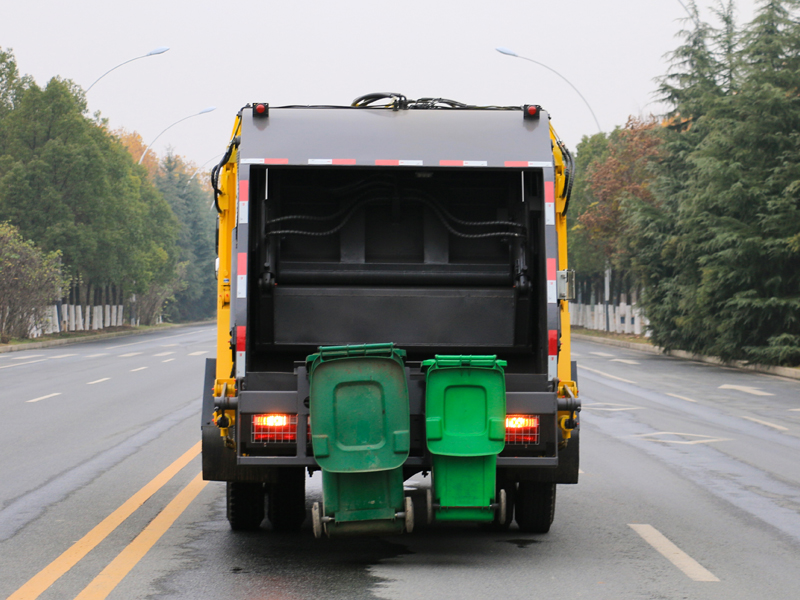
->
(9, 442), (207, 600)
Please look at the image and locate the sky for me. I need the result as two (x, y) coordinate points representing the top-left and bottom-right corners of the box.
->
(2, 0), (761, 169)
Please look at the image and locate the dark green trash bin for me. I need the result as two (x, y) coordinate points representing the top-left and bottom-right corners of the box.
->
(423, 355), (507, 523)
(307, 343), (413, 537)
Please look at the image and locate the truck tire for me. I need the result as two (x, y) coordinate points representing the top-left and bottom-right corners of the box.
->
(515, 482), (556, 533)
(226, 482), (265, 531)
(268, 468), (307, 532)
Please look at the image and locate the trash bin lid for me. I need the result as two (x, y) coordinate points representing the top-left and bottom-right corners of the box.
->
(423, 355), (507, 457)
(308, 344), (410, 473)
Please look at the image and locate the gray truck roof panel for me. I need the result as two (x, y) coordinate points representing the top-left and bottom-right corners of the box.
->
(237, 107), (553, 168)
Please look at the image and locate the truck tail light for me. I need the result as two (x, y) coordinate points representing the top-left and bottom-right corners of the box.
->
(505, 415), (540, 444)
(252, 413), (297, 442)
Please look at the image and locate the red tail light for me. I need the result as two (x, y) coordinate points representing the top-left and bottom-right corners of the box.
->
(505, 415), (540, 444)
(252, 413), (297, 442)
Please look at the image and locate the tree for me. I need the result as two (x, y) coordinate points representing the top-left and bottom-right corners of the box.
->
(0, 222), (64, 342)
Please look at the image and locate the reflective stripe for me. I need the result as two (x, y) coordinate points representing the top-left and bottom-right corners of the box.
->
(308, 158), (357, 165)
(236, 326), (246, 377)
(439, 160), (487, 167)
(375, 159), (424, 166)
(544, 181), (555, 225)
(238, 180), (249, 224)
(547, 258), (557, 304)
(236, 253), (247, 299)
(548, 330), (558, 380)
(504, 160), (554, 168)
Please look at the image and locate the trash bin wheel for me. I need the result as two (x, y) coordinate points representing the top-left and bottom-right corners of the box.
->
(311, 502), (323, 539)
(498, 488), (507, 525)
(268, 468), (306, 532)
(425, 489), (433, 525)
(515, 481), (556, 533)
(226, 482), (265, 531)
(404, 496), (415, 533)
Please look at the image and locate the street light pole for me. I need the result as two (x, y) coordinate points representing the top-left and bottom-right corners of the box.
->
(138, 107), (216, 165)
(495, 46), (602, 133)
(85, 46), (170, 92)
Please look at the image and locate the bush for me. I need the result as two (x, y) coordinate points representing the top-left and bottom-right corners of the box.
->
(0, 222), (64, 342)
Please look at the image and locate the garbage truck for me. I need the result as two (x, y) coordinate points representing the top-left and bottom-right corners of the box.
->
(202, 93), (581, 537)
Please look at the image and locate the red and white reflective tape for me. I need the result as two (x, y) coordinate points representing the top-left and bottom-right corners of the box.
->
(504, 160), (554, 168)
(544, 181), (555, 225)
(237, 253), (247, 299)
(236, 326), (247, 378)
(238, 180), (249, 224)
(240, 158), (289, 165)
(439, 160), (487, 167)
(374, 159), (424, 166)
(308, 158), (357, 165)
(547, 258), (557, 304)
(548, 330), (558, 380)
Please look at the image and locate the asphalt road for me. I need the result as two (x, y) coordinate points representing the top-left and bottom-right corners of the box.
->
(2, 326), (800, 599)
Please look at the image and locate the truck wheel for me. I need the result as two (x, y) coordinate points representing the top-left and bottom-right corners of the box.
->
(226, 482), (265, 531)
(515, 482), (556, 533)
(268, 468), (307, 532)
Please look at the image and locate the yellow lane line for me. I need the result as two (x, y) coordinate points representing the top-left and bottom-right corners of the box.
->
(73, 473), (208, 600)
(578, 364), (637, 384)
(629, 524), (719, 582)
(7, 442), (201, 600)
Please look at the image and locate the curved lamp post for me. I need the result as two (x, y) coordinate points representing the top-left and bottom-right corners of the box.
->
(495, 46), (602, 133)
(139, 107), (216, 165)
(86, 46), (170, 92)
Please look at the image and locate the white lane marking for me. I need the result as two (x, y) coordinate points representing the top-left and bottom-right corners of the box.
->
(789, 408), (800, 412)
(590, 352), (615, 357)
(578, 365), (636, 384)
(131, 367), (148, 372)
(719, 384), (774, 397)
(160, 344), (179, 347)
(633, 432), (731, 445)
(106, 331), (199, 350)
(119, 352), (143, 358)
(87, 378), (110, 385)
(741, 416), (788, 432)
(629, 524), (719, 582)
(188, 351), (209, 356)
(578, 469), (585, 474)
(0, 359), (48, 370)
(571, 352), (582, 357)
(611, 358), (640, 365)
(666, 393), (698, 403)
(50, 354), (77, 359)
(582, 402), (645, 412)
(162, 358), (176, 363)
(26, 393), (62, 403)
(153, 352), (175, 357)
(12, 354), (44, 360)
(86, 353), (108, 358)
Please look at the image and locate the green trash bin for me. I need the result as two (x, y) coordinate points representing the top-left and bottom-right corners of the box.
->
(307, 343), (413, 537)
(423, 355), (507, 523)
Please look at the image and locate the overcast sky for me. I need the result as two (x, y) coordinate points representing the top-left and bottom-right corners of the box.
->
(2, 1), (760, 168)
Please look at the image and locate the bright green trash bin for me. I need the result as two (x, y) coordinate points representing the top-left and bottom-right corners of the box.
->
(307, 343), (413, 537)
(423, 355), (507, 523)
